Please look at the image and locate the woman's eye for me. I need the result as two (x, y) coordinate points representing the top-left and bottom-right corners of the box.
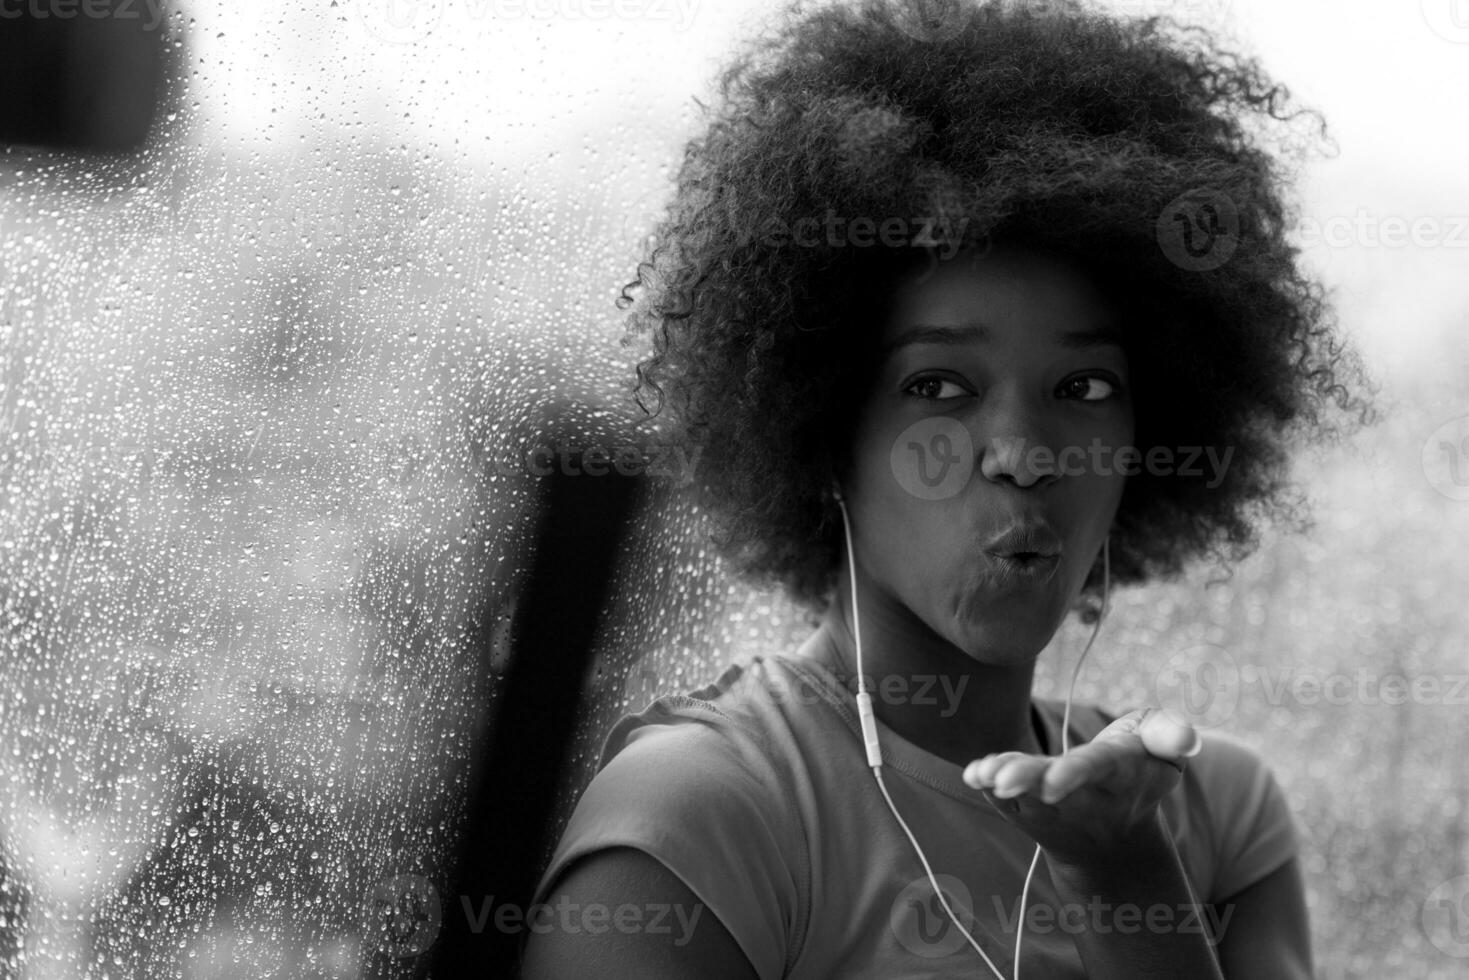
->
(904, 376), (968, 400)
(1060, 375), (1119, 401)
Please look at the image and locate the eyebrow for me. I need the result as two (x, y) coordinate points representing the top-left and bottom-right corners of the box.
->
(879, 322), (1126, 363)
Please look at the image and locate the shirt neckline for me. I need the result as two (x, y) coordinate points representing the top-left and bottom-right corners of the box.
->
(775, 627), (1071, 810)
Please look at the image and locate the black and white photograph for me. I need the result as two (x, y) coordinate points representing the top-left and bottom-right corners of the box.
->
(1, 0), (1466, 976)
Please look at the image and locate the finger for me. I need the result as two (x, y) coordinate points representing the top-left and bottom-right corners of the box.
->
(990, 755), (1051, 799)
(962, 751), (1032, 790)
(1088, 706), (1152, 742)
(1139, 707), (1202, 766)
(1039, 740), (1125, 804)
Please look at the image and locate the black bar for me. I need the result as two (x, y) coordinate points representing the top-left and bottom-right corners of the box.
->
(430, 431), (647, 977)
(0, 0), (169, 152)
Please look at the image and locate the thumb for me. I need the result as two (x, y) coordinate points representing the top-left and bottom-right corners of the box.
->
(1138, 707), (1203, 765)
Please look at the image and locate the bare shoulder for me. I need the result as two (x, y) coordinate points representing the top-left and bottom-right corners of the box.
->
(519, 846), (762, 980)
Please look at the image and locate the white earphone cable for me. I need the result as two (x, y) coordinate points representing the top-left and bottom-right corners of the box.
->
(836, 493), (1109, 980)
(1019, 535), (1107, 979)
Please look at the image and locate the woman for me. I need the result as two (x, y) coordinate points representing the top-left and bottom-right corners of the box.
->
(522, 0), (1372, 976)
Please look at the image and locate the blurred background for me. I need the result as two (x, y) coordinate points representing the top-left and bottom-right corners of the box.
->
(0, 0), (1467, 977)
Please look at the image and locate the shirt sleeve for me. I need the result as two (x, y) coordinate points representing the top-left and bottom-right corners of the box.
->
(529, 705), (803, 979)
(1191, 732), (1300, 901)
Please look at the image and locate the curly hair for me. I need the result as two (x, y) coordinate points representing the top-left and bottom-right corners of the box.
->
(619, 0), (1375, 620)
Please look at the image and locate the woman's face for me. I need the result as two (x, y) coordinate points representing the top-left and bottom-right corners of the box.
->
(841, 245), (1135, 665)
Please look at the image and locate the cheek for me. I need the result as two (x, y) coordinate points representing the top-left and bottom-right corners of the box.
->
(1078, 410), (1132, 494)
(849, 427), (946, 556)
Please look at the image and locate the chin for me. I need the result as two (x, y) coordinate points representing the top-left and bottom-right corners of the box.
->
(948, 596), (1059, 665)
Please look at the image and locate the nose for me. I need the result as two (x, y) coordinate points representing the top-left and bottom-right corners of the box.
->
(976, 388), (1060, 489)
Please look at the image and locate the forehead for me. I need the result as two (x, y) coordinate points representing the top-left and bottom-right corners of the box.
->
(879, 246), (1121, 351)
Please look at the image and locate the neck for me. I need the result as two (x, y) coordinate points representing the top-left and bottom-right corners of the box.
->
(814, 564), (1045, 768)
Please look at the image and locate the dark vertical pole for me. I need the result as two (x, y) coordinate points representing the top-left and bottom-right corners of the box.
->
(431, 439), (645, 977)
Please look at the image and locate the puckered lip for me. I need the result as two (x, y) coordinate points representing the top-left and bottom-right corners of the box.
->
(981, 521), (1064, 560)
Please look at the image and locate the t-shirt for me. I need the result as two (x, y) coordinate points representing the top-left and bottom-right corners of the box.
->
(529, 632), (1299, 978)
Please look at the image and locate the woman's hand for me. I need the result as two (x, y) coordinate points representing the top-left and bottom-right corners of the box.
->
(961, 706), (1202, 872)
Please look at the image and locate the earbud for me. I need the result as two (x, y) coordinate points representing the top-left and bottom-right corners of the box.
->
(831, 480), (843, 503)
